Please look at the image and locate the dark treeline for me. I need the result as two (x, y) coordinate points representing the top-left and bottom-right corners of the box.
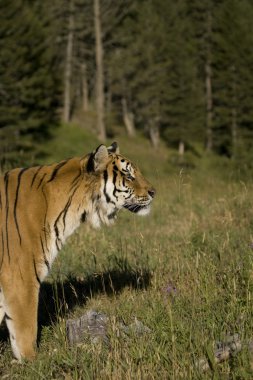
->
(1, 0), (253, 165)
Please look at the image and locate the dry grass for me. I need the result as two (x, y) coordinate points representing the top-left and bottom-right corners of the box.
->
(1, 126), (253, 379)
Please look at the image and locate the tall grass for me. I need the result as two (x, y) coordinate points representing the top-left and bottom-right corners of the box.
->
(1, 125), (253, 379)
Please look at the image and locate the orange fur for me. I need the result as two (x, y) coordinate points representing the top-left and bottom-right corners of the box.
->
(0, 143), (155, 360)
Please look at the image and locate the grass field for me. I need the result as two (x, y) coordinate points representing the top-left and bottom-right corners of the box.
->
(1, 125), (253, 379)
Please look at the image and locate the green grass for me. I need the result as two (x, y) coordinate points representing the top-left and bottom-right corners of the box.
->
(1, 124), (253, 379)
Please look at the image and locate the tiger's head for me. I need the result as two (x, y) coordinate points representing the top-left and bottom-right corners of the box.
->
(85, 142), (155, 226)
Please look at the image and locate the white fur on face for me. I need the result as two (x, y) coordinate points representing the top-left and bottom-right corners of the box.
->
(135, 205), (151, 216)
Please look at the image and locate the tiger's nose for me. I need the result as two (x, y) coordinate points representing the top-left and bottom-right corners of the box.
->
(148, 188), (156, 198)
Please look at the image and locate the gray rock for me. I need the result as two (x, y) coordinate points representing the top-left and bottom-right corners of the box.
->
(66, 310), (108, 345)
(66, 310), (151, 346)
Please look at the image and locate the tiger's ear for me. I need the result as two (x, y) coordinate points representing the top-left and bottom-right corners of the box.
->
(87, 144), (109, 172)
(108, 142), (120, 154)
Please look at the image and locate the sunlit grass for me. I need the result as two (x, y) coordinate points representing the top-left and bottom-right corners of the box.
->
(1, 125), (253, 378)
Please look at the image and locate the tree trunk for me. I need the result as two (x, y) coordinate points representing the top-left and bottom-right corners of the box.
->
(94, 0), (106, 142)
(178, 140), (185, 156)
(106, 70), (112, 114)
(149, 121), (160, 149)
(63, 0), (74, 123)
(231, 66), (237, 158)
(121, 98), (136, 137)
(205, 10), (213, 152)
(231, 107), (237, 157)
(81, 63), (89, 112)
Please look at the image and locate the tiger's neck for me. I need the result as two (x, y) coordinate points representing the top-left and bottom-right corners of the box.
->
(43, 170), (117, 269)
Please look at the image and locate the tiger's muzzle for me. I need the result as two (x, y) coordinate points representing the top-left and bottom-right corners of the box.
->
(123, 189), (155, 215)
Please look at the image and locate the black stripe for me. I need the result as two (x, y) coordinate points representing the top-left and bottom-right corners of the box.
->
(112, 170), (117, 185)
(87, 153), (94, 173)
(31, 166), (43, 187)
(108, 210), (117, 219)
(18, 265), (24, 281)
(112, 170), (119, 200)
(53, 182), (81, 250)
(54, 223), (62, 251)
(113, 171), (119, 200)
(114, 175), (131, 194)
(54, 183), (79, 236)
(115, 187), (130, 194)
(63, 184), (81, 228)
(37, 173), (47, 189)
(54, 197), (72, 236)
(80, 211), (87, 223)
(33, 257), (41, 285)
(5, 314), (12, 320)
(124, 193), (132, 200)
(41, 188), (50, 251)
(14, 168), (29, 245)
(4, 172), (10, 262)
(69, 169), (82, 191)
(40, 236), (50, 271)
(62, 198), (73, 232)
(47, 160), (68, 183)
(103, 171), (111, 203)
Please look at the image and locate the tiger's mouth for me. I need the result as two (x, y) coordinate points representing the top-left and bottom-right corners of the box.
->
(123, 201), (151, 216)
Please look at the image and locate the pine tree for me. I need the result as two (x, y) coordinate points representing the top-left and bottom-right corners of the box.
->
(93, 0), (133, 140)
(186, 0), (216, 152)
(0, 0), (59, 165)
(212, 0), (253, 159)
(162, 0), (204, 153)
(108, 0), (170, 147)
(108, 0), (204, 150)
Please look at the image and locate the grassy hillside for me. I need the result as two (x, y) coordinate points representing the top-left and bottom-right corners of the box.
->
(1, 125), (253, 379)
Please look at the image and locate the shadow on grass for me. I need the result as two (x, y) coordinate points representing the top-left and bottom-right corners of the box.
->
(38, 265), (152, 328)
(0, 259), (151, 346)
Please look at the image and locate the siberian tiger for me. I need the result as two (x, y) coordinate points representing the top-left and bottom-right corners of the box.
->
(0, 142), (155, 361)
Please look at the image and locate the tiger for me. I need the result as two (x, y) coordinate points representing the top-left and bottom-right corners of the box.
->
(0, 142), (155, 361)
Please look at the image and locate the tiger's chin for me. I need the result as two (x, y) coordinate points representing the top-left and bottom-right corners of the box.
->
(123, 203), (151, 216)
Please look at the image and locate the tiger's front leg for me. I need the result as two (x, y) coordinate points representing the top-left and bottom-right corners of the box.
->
(1, 277), (39, 361)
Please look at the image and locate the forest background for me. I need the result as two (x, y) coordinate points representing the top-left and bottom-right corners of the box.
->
(1, 0), (253, 169)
